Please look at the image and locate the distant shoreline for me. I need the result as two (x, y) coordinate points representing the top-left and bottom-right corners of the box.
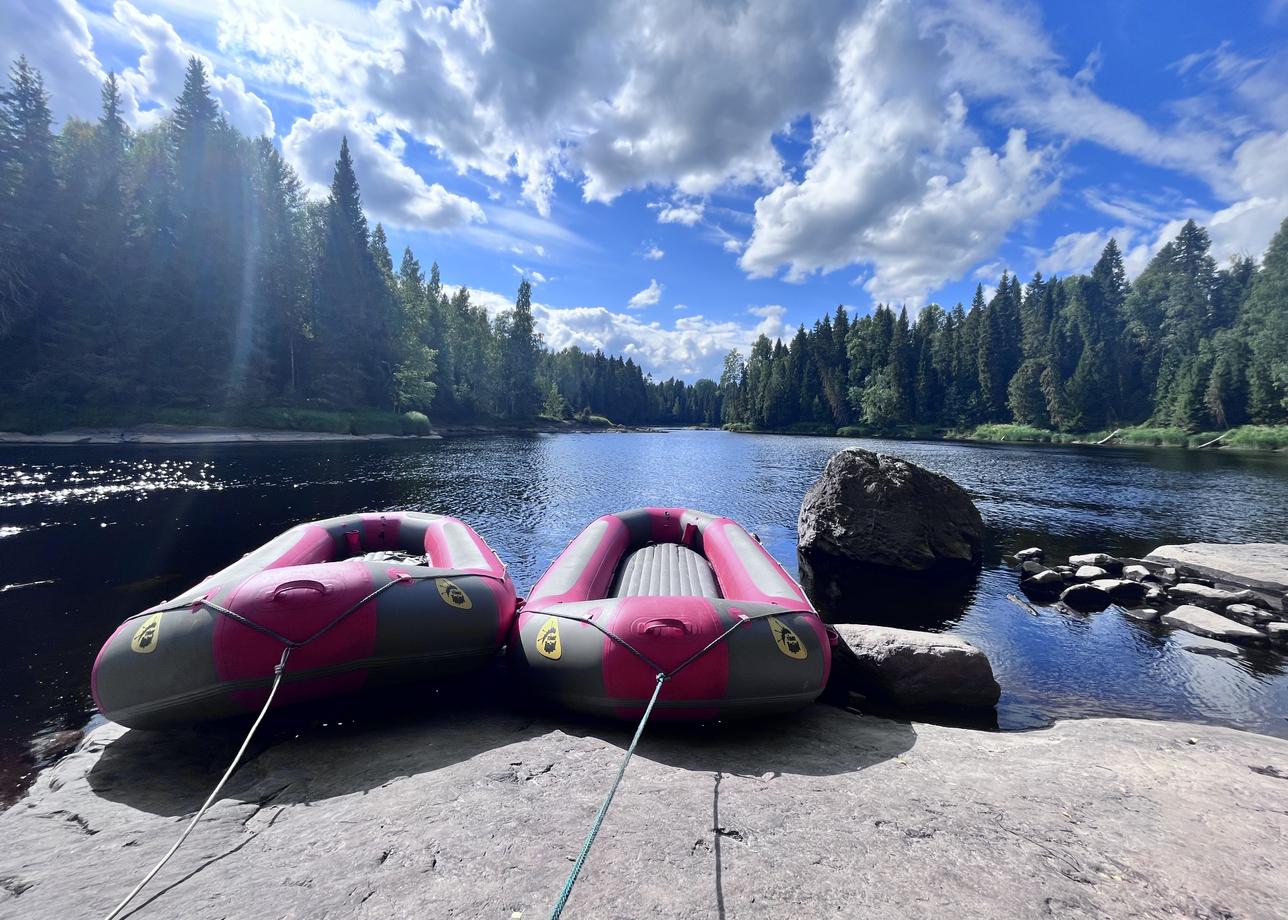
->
(0, 420), (653, 446)
(721, 422), (1288, 452)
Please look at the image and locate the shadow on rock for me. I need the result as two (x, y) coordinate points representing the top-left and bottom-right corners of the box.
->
(86, 669), (916, 818)
(531, 698), (918, 779)
(800, 551), (981, 631)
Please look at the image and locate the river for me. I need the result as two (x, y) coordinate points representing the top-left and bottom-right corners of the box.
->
(2, 429), (1287, 801)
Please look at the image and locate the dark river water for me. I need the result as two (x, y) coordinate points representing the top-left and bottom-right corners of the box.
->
(2, 430), (1287, 801)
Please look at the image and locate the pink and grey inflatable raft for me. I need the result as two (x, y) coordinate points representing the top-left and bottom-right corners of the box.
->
(511, 507), (831, 720)
(92, 512), (516, 729)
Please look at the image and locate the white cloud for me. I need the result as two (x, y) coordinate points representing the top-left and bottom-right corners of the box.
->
(650, 198), (705, 226)
(0, 0), (105, 121)
(673, 303), (688, 311)
(113, 1), (274, 136)
(740, 2), (1058, 306)
(627, 278), (663, 310)
(281, 108), (485, 232)
(642, 242), (665, 261)
(512, 265), (547, 284)
(446, 284), (785, 378)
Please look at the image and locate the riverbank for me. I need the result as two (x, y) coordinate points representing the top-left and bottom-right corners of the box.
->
(722, 421), (1288, 451)
(0, 415), (642, 446)
(3, 701), (1286, 918)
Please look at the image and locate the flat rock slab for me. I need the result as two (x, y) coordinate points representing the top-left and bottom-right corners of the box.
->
(1161, 605), (1267, 643)
(4, 706), (1288, 919)
(1147, 543), (1288, 599)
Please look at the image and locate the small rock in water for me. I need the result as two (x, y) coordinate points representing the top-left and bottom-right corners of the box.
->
(1161, 605), (1266, 644)
(1014, 547), (1044, 562)
(1156, 567), (1180, 587)
(1144, 585), (1169, 606)
(1122, 607), (1161, 622)
(1090, 578), (1147, 605)
(1021, 569), (1063, 599)
(1019, 560), (1048, 578)
(1101, 558), (1126, 576)
(1122, 564), (1151, 581)
(1070, 553), (1111, 567)
(1075, 565), (1109, 581)
(1061, 583), (1112, 612)
(1268, 622), (1288, 644)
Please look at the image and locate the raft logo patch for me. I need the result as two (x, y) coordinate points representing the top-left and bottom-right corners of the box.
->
(436, 578), (472, 610)
(536, 617), (562, 660)
(767, 616), (807, 660)
(130, 613), (162, 654)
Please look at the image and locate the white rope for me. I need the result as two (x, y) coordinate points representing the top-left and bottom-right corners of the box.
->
(102, 647), (292, 920)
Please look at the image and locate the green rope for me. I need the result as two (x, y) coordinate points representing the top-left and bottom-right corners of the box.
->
(547, 673), (667, 920)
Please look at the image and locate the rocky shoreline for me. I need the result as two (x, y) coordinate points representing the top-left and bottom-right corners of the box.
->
(1013, 542), (1288, 646)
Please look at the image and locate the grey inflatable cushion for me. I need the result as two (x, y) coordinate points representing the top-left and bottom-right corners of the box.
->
(610, 543), (722, 598)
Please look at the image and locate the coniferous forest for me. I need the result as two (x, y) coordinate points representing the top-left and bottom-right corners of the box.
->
(1, 56), (1286, 437)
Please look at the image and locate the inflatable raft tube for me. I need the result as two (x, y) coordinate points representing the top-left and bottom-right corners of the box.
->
(512, 507), (831, 720)
(92, 512), (516, 730)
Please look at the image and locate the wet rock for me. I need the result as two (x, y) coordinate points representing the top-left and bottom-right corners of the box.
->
(1144, 586), (1170, 607)
(1101, 558), (1126, 576)
(1075, 565), (1108, 581)
(1013, 547), (1044, 562)
(1020, 569), (1063, 600)
(1160, 605), (1267, 644)
(1226, 603), (1276, 624)
(1089, 579), (1147, 605)
(1155, 567), (1180, 587)
(1122, 607), (1161, 622)
(1122, 564), (1151, 582)
(798, 449), (983, 575)
(28, 729), (84, 766)
(1070, 553), (1111, 567)
(1147, 542), (1288, 601)
(1269, 622), (1288, 644)
(1169, 583), (1250, 611)
(1060, 583), (1112, 612)
(831, 624), (1001, 709)
(1019, 560), (1048, 578)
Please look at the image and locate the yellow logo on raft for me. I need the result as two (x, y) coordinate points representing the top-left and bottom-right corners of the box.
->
(436, 577), (472, 610)
(130, 613), (162, 654)
(536, 616), (562, 660)
(767, 616), (807, 660)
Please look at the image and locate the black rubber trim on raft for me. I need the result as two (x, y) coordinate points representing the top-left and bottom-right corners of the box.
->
(103, 648), (499, 726)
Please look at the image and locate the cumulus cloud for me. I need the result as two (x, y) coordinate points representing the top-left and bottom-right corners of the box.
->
(642, 242), (665, 261)
(627, 279), (663, 310)
(0, 0), (104, 121)
(446, 283), (786, 378)
(740, 2), (1058, 306)
(113, 1), (274, 136)
(281, 108), (485, 231)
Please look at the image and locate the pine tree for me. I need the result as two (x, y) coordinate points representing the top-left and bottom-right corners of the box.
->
(501, 279), (541, 418)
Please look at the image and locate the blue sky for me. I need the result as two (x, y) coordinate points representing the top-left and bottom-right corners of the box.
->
(4, 0), (1287, 379)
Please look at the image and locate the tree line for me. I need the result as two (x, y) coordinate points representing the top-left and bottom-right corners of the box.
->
(2, 56), (1285, 433)
(715, 218), (1287, 434)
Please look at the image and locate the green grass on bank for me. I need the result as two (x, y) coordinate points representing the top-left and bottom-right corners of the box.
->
(0, 404), (434, 436)
(964, 423), (1288, 450)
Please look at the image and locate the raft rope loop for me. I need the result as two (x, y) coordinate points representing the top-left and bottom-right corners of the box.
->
(102, 570), (442, 920)
(542, 605), (798, 919)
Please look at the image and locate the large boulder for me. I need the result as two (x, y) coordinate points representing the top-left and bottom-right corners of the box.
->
(798, 449), (984, 575)
(831, 624), (1001, 709)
